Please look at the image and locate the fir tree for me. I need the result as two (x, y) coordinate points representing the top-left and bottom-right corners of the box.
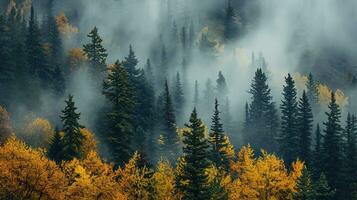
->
(161, 80), (180, 161)
(123, 45), (139, 76)
(48, 127), (63, 163)
(179, 108), (211, 200)
(294, 167), (316, 200)
(102, 61), (135, 166)
(174, 72), (185, 122)
(297, 90), (314, 166)
(224, 0), (239, 42)
(216, 71), (228, 99)
(159, 45), (168, 86)
(279, 73), (299, 165)
(246, 68), (278, 152)
(209, 99), (229, 170)
(314, 173), (336, 200)
(306, 73), (319, 106)
(312, 124), (324, 179)
(322, 92), (343, 193)
(83, 26), (108, 74)
(193, 80), (200, 108)
(60, 95), (84, 161)
(144, 59), (155, 87)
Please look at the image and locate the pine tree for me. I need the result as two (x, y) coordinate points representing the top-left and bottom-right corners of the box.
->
(102, 61), (135, 166)
(159, 45), (168, 86)
(279, 73), (299, 165)
(209, 99), (229, 170)
(246, 68), (278, 152)
(322, 92), (343, 193)
(297, 90), (314, 166)
(343, 113), (357, 198)
(179, 108), (211, 200)
(161, 80), (180, 162)
(216, 71), (228, 99)
(294, 167), (316, 200)
(60, 95), (84, 161)
(312, 124), (324, 179)
(123, 45), (139, 76)
(174, 72), (185, 122)
(314, 173), (336, 200)
(193, 80), (200, 108)
(26, 5), (51, 89)
(306, 73), (319, 106)
(224, 0), (239, 42)
(144, 59), (155, 87)
(48, 127), (63, 163)
(83, 26), (108, 74)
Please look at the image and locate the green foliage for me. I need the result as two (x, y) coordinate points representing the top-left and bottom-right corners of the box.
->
(314, 173), (336, 200)
(294, 167), (315, 200)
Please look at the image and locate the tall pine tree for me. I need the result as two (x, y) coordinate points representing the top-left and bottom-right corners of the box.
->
(61, 95), (84, 161)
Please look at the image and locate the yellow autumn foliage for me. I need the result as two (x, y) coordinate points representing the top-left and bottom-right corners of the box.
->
(67, 48), (88, 71)
(0, 137), (67, 199)
(317, 84), (348, 107)
(0, 106), (13, 143)
(152, 160), (177, 200)
(228, 145), (304, 200)
(23, 117), (54, 148)
(79, 128), (98, 157)
(56, 12), (79, 36)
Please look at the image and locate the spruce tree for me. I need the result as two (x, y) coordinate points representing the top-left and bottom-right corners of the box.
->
(83, 26), (108, 74)
(159, 45), (168, 85)
(322, 92), (343, 193)
(306, 73), (319, 106)
(179, 108), (211, 200)
(174, 72), (185, 121)
(48, 127), (63, 163)
(224, 0), (239, 42)
(312, 124), (324, 179)
(297, 90), (314, 165)
(294, 167), (316, 200)
(162, 80), (180, 161)
(144, 59), (155, 87)
(61, 95), (84, 161)
(314, 173), (336, 200)
(246, 68), (278, 152)
(216, 71), (228, 99)
(102, 61), (135, 166)
(279, 73), (299, 165)
(193, 80), (200, 108)
(209, 99), (229, 170)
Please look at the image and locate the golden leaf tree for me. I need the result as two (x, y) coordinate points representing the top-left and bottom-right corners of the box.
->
(0, 106), (13, 144)
(22, 117), (54, 148)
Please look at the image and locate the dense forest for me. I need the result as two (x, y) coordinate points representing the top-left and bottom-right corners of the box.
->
(0, 0), (357, 199)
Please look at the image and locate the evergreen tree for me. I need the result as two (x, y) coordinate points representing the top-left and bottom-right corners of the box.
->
(188, 21), (195, 48)
(193, 80), (200, 108)
(222, 97), (234, 135)
(224, 0), (239, 42)
(312, 124), (324, 179)
(26, 5), (51, 89)
(306, 73), (319, 106)
(203, 78), (215, 114)
(243, 102), (250, 131)
(144, 59), (155, 87)
(161, 80), (180, 161)
(48, 127), (63, 163)
(279, 73), (299, 165)
(209, 99), (229, 170)
(198, 33), (216, 58)
(314, 173), (336, 200)
(179, 108), (211, 200)
(123, 45), (139, 76)
(294, 167), (316, 200)
(297, 90), (314, 166)
(60, 95), (84, 161)
(322, 92), (343, 193)
(216, 71), (228, 99)
(158, 45), (168, 86)
(83, 26), (108, 74)
(102, 61), (135, 166)
(246, 68), (278, 152)
(174, 72), (185, 122)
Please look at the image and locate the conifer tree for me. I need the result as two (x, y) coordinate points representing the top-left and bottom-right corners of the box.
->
(246, 68), (278, 152)
(26, 5), (51, 89)
(48, 127), (63, 163)
(297, 90), (314, 165)
(216, 71), (228, 99)
(145, 59), (155, 87)
(314, 173), (336, 200)
(188, 21), (195, 48)
(83, 26), (108, 74)
(159, 45), (168, 85)
(322, 92), (343, 192)
(313, 124), (324, 179)
(193, 80), (200, 108)
(306, 73), (319, 106)
(294, 167), (316, 200)
(279, 73), (299, 165)
(61, 95), (84, 161)
(209, 99), (229, 170)
(222, 97), (234, 135)
(123, 45), (139, 76)
(161, 80), (180, 161)
(174, 72), (185, 122)
(179, 108), (211, 200)
(102, 61), (135, 166)
(224, 0), (239, 42)
(203, 78), (215, 116)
